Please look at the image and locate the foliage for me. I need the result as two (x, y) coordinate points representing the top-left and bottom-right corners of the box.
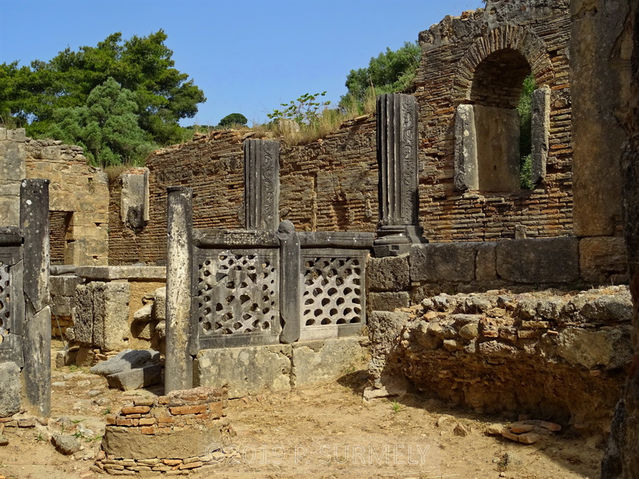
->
(218, 113), (248, 128)
(47, 78), (156, 167)
(267, 91), (331, 126)
(518, 74), (536, 189)
(339, 42), (421, 112)
(0, 30), (205, 158)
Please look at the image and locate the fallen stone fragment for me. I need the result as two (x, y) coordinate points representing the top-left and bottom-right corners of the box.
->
(510, 422), (535, 434)
(90, 349), (160, 377)
(486, 423), (504, 435)
(0, 434), (8, 446)
(521, 419), (562, 432)
(52, 434), (81, 455)
(517, 432), (542, 445)
(453, 423), (470, 437)
(106, 364), (163, 391)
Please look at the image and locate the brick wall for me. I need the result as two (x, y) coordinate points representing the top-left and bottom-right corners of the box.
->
(415, 0), (573, 241)
(107, 0), (574, 265)
(109, 119), (378, 264)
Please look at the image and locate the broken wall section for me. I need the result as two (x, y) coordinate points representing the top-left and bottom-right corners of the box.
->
(24, 137), (109, 266)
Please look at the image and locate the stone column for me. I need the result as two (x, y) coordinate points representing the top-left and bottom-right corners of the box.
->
(374, 93), (425, 256)
(20, 178), (51, 417)
(244, 139), (280, 231)
(277, 220), (301, 344)
(165, 187), (193, 393)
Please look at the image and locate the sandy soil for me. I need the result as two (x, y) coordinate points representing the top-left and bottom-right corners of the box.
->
(0, 366), (603, 479)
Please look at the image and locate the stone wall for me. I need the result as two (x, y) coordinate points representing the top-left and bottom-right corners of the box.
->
(0, 128), (26, 226)
(367, 238), (627, 309)
(596, 0), (639, 476)
(367, 286), (633, 435)
(96, 387), (229, 475)
(51, 266), (166, 361)
(24, 137), (109, 265)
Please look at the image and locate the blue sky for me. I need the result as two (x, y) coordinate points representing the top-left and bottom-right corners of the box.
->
(0, 0), (482, 126)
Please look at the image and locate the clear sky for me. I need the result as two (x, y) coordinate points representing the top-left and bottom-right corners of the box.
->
(0, 0), (482, 126)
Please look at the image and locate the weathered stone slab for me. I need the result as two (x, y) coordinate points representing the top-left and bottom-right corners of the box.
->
(557, 326), (633, 370)
(106, 364), (163, 391)
(102, 427), (222, 460)
(454, 104), (478, 191)
(579, 236), (628, 284)
(292, 338), (368, 387)
(0, 361), (21, 417)
(410, 243), (478, 283)
(475, 242), (497, 281)
(495, 237), (579, 284)
(91, 349), (160, 376)
(195, 345), (292, 398)
(367, 254), (410, 291)
(244, 139), (280, 231)
(368, 292), (411, 311)
(531, 86), (550, 185)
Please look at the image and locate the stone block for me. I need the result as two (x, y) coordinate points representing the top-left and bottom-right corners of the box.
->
(557, 326), (632, 370)
(475, 243), (497, 281)
(98, 281), (131, 351)
(152, 287), (166, 321)
(106, 364), (163, 391)
(368, 292), (410, 311)
(90, 349), (160, 376)
(579, 236), (628, 284)
(495, 237), (579, 284)
(292, 338), (368, 388)
(410, 243), (477, 283)
(72, 284), (94, 345)
(102, 427), (222, 460)
(0, 361), (21, 417)
(50, 275), (81, 297)
(195, 345), (292, 398)
(366, 254), (410, 291)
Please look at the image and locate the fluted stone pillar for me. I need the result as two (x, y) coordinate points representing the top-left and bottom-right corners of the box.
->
(244, 139), (280, 231)
(374, 93), (425, 256)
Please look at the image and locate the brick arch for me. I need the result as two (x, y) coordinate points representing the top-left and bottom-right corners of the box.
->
(453, 25), (554, 101)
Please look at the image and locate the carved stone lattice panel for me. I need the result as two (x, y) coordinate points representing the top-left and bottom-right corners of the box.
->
(194, 249), (280, 348)
(0, 263), (11, 348)
(301, 254), (365, 328)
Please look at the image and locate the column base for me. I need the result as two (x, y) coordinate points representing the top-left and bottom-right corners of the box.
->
(373, 225), (427, 257)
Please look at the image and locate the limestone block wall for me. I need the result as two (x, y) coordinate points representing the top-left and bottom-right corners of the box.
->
(24, 138), (109, 265)
(51, 266), (166, 358)
(0, 128), (26, 227)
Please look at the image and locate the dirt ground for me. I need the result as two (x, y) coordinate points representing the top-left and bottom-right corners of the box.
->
(0, 363), (604, 479)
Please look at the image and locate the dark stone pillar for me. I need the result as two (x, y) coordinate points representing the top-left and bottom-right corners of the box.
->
(20, 179), (50, 417)
(374, 93), (426, 257)
(277, 220), (301, 344)
(244, 139), (280, 231)
(165, 187), (193, 393)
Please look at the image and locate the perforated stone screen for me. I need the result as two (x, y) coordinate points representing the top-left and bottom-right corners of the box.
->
(0, 263), (10, 347)
(301, 249), (367, 337)
(194, 248), (281, 348)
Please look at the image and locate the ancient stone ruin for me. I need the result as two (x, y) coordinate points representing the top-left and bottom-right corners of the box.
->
(1, 0), (639, 477)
